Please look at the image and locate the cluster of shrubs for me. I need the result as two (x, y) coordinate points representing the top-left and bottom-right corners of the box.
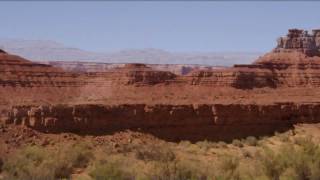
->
(258, 136), (320, 180)
(3, 135), (320, 180)
(231, 136), (259, 148)
(2, 142), (93, 180)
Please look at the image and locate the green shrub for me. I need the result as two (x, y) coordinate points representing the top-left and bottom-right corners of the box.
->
(217, 141), (228, 148)
(147, 160), (207, 180)
(215, 155), (240, 180)
(220, 155), (239, 174)
(196, 140), (211, 150)
(258, 138), (320, 180)
(179, 140), (192, 148)
(258, 147), (285, 180)
(232, 139), (243, 148)
(3, 143), (94, 180)
(135, 145), (175, 162)
(244, 136), (258, 146)
(242, 150), (251, 158)
(68, 142), (94, 168)
(89, 160), (133, 180)
(278, 133), (290, 143)
(3, 145), (56, 180)
(57, 142), (94, 178)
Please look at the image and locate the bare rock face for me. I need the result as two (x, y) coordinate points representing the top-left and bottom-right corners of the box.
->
(0, 51), (83, 87)
(103, 63), (177, 85)
(186, 29), (320, 89)
(276, 29), (320, 56)
(4, 103), (320, 141)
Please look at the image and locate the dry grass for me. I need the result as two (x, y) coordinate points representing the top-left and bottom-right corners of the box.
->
(2, 123), (320, 180)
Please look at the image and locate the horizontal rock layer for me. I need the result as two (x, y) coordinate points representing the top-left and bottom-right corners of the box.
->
(3, 103), (320, 141)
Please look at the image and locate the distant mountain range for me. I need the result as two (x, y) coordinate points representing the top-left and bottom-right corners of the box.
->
(0, 39), (263, 66)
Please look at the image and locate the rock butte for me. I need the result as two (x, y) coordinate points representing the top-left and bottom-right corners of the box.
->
(2, 28), (320, 141)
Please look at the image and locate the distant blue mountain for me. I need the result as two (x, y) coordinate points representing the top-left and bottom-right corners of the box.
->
(0, 38), (262, 66)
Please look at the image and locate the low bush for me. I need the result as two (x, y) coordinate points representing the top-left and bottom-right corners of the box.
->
(258, 147), (285, 180)
(3, 145), (56, 180)
(135, 145), (176, 162)
(89, 160), (133, 180)
(243, 136), (258, 146)
(54, 142), (94, 178)
(217, 141), (228, 148)
(179, 140), (192, 148)
(3, 143), (94, 180)
(211, 154), (243, 180)
(242, 150), (251, 158)
(258, 137), (320, 180)
(232, 139), (243, 148)
(147, 160), (208, 180)
(278, 133), (290, 143)
(67, 142), (94, 168)
(196, 140), (218, 151)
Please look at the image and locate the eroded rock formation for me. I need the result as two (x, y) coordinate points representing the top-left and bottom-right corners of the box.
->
(3, 103), (318, 141)
(276, 29), (320, 56)
(2, 29), (320, 141)
(186, 29), (320, 89)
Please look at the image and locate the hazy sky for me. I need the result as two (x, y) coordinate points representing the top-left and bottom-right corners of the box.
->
(0, 2), (319, 52)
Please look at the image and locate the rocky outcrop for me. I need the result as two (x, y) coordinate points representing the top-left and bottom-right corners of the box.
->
(276, 29), (320, 56)
(108, 63), (176, 85)
(3, 103), (320, 141)
(185, 29), (320, 89)
(183, 68), (277, 89)
(0, 51), (85, 88)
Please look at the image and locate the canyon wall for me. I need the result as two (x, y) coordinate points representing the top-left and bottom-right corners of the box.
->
(2, 29), (320, 141)
(3, 103), (320, 141)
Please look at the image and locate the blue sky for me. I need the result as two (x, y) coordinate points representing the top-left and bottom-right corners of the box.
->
(0, 2), (319, 52)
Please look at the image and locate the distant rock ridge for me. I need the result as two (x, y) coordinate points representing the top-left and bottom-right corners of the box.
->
(2, 28), (320, 90)
(0, 38), (261, 65)
(0, 49), (6, 54)
(275, 28), (320, 56)
(4, 29), (320, 140)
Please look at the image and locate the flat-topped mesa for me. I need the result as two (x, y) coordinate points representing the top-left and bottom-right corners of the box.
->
(123, 63), (149, 69)
(275, 28), (320, 56)
(108, 63), (177, 85)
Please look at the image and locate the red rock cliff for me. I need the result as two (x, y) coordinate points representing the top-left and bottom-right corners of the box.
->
(3, 103), (320, 141)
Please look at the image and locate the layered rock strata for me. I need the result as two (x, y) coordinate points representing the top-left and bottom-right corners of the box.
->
(185, 29), (320, 89)
(2, 29), (320, 141)
(276, 29), (320, 56)
(3, 103), (320, 141)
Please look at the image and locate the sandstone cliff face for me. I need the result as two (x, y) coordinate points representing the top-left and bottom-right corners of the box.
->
(185, 29), (320, 89)
(0, 52), (176, 88)
(106, 64), (176, 85)
(3, 103), (319, 141)
(276, 29), (320, 56)
(0, 51), (84, 88)
(182, 68), (277, 89)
